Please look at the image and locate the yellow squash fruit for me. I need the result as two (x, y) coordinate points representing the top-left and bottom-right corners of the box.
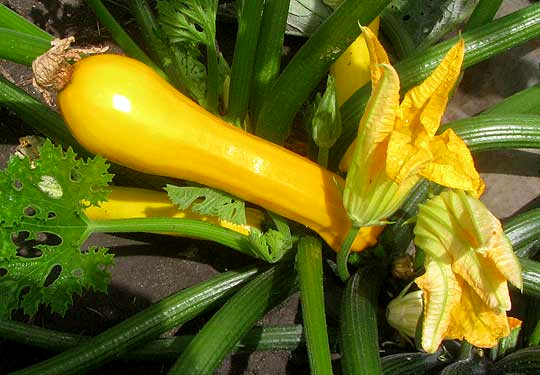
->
(84, 186), (265, 236)
(58, 54), (379, 252)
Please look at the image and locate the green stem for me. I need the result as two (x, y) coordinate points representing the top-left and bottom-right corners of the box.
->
(250, 0), (291, 118)
(528, 319), (540, 346)
(226, 0), (266, 127)
(503, 208), (540, 258)
(86, 0), (164, 75)
(0, 4), (52, 39)
(255, 0), (391, 144)
(9, 267), (260, 375)
(520, 258), (540, 298)
(296, 236), (333, 375)
(0, 76), (85, 153)
(337, 226), (360, 282)
(0, 320), (338, 360)
(340, 266), (383, 375)
(440, 114), (540, 152)
(380, 9), (416, 59)
(167, 262), (295, 375)
(332, 3), (540, 168)
(128, 0), (171, 70)
(0, 27), (50, 65)
(481, 85), (540, 116)
(317, 147), (329, 168)
(466, 0), (504, 30)
(206, 41), (219, 114)
(88, 217), (255, 257)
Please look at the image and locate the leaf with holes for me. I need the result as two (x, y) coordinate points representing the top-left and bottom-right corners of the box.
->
(165, 184), (247, 225)
(0, 139), (114, 319)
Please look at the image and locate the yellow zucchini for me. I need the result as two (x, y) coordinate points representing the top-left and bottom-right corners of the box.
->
(84, 186), (265, 236)
(58, 54), (379, 252)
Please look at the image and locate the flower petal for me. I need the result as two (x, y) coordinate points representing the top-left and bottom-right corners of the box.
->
(421, 129), (485, 197)
(446, 275), (511, 348)
(386, 40), (466, 185)
(331, 18), (380, 106)
(415, 256), (462, 353)
(439, 191), (513, 310)
(361, 26), (391, 86)
(398, 40), (465, 137)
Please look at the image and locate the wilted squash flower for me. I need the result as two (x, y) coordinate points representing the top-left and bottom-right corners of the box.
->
(343, 27), (484, 228)
(387, 189), (523, 353)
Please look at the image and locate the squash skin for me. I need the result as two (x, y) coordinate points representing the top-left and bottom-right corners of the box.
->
(84, 186), (265, 236)
(58, 54), (377, 251)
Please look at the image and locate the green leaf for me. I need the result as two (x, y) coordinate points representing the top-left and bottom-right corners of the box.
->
(248, 213), (294, 263)
(170, 45), (208, 106)
(157, 0), (217, 47)
(165, 184), (247, 225)
(287, 0), (332, 36)
(382, 0), (478, 54)
(0, 140), (114, 319)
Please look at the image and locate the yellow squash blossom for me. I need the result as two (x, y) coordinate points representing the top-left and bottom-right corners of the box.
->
(330, 17), (380, 106)
(412, 189), (522, 352)
(343, 27), (484, 228)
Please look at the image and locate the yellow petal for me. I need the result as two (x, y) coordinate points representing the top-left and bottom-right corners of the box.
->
(446, 276), (510, 348)
(361, 25), (390, 86)
(415, 257), (462, 353)
(466, 196), (523, 291)
(331, 18), (380, 106)
(397, 40), (465, 137)
(385, 40), (466, 186)
(439, 191), (513, 310)
(386, 128), (433, 185)
(350, 224), (385, 252)
(421, 129), (485, 197)
(343, 63), (400, 226)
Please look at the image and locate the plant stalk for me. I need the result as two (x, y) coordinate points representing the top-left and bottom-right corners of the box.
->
(296, 236), (333, 375)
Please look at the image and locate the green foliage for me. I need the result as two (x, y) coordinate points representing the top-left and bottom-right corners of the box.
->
(248, 212), (294, 263)
(382, 0), (478, 53)
(157, 0), (217, 48)
(0, 140), (114, 319)
(165, 184), (247, 225)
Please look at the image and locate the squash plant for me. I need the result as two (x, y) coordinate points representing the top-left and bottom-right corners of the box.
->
(1, 1), (540, 374)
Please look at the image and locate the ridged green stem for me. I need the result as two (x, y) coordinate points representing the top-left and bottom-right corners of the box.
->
(466, 0), (504, 30)
(9, 267), (260, 375)
(88, 217), (255, 258)
(332, 4), (540, 168)
(340, 266), (383, 375)
(0, 28), (50, 65)
(520, 258), (540, 298)
(440, 115), (540, 152)
(86, 0), (164, 75)
(250, 0), (291, 118)
(226, 0), (266, 127)
(255, 0), (391, 144)
(296, 236), (333, 375)
(503, 209), (540, 258)
(380, 9), (416, 59)
(0, 320), (338, 359)
(482, 85), (540, 116)
(167, 262), (295, 375)
(0, 77), (84, 153)
(0, 4), (52, 39)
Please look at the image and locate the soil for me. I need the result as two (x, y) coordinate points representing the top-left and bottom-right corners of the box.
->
(0, 0), (539, 374)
